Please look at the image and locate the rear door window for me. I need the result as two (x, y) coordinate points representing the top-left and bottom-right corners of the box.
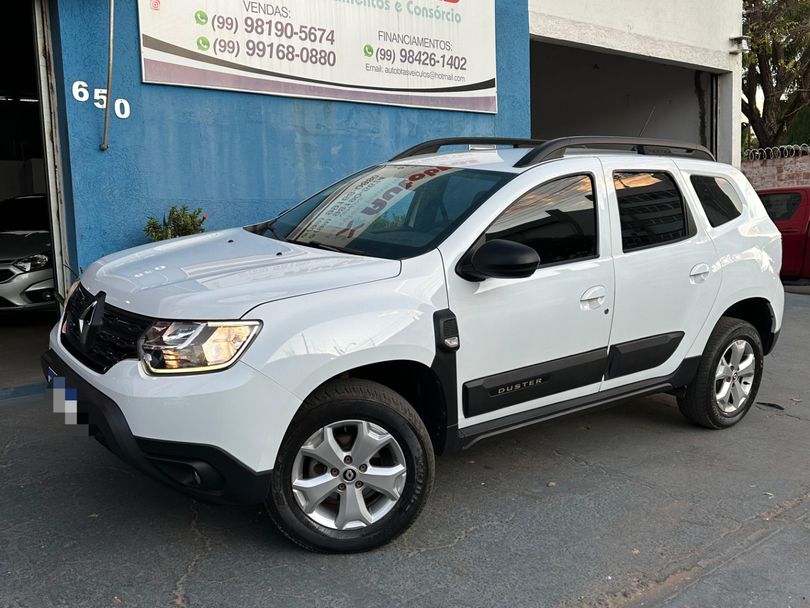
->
(613, 172), (693, 251)
(690, 175), (743, 227)
(759, 192), (803, 222)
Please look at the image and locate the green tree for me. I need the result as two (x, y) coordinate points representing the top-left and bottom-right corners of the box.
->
(144, 205), (207, 241)
(784, 106), (810, 143)
(742, 0), (810, 147)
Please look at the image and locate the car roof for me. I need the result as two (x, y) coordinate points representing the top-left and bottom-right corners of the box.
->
(389, 148), (730, 175)
(387, 137), (719, 175)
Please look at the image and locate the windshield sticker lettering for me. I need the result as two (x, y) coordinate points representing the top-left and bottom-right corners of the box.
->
(289, 166), (457, 247)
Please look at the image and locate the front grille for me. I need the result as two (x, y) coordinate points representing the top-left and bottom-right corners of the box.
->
(0, 269), (14, 283)
(61, 284), (155, 373)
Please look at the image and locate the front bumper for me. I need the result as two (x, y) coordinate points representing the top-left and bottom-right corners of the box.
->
(42, 349), (272, 505)
(0, 266), (56, 309)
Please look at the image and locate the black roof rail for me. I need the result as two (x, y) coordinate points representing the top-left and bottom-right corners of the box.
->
(514, 137), (715, 168)
(390, 137), (545, 162)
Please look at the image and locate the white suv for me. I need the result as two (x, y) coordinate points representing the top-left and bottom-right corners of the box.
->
(43, 137), (784, 552)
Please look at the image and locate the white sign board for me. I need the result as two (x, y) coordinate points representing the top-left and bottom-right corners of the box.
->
(137, 0), (497, 113)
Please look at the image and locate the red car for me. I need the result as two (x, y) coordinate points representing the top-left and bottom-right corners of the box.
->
(758, 186), (810, 279)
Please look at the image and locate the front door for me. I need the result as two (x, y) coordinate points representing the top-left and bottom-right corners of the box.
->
(445, 158), (614, 426)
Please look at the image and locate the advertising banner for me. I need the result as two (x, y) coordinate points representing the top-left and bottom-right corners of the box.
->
(137, 0), (497, 113)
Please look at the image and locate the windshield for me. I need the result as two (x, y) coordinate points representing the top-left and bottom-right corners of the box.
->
(0, 196), (49, 232)
(253, 165), (514, 259)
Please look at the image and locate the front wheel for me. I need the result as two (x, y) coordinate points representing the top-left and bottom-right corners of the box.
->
(267, 379), (435, 553)
(678, 317), (764, 429)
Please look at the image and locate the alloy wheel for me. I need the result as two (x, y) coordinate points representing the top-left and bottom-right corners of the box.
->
(714, 339), (756, 414)
(291, 420), (407, 530)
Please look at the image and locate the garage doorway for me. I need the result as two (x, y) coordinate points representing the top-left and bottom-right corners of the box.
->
(530, 41), (717, 153)
(0, 0), (63, 391)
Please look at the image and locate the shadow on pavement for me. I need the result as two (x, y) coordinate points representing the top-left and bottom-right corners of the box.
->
(0, 307), (58, 390)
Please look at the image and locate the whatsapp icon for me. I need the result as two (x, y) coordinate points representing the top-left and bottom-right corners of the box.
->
(195, 10), (208, 25)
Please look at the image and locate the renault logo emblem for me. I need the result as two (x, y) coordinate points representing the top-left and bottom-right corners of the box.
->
(78, 291), (106, 348)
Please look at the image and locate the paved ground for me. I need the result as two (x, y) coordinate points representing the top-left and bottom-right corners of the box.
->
(0, 309), (56, 394)
(1, 295), (809, 608)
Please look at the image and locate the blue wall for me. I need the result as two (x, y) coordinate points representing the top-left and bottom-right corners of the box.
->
(52, 1), (530, 269)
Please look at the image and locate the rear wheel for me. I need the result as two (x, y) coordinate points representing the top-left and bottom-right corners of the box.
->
(678, 317), (764, 429)
(267, 379), (434, 553)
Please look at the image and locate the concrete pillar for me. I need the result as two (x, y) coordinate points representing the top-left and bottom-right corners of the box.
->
(717, 66), (742, 167)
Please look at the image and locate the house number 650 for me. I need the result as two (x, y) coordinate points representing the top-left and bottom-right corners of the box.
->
(71, 81), (131, 119)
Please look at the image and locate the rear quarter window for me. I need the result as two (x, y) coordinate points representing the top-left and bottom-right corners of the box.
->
(689, 175), (744, 227)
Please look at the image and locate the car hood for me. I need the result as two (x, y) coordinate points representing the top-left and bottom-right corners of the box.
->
(80, 228), (402, 319)
(0, 231), (51, 261)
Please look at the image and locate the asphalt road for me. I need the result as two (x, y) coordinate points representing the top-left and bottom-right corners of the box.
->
(0, 309), (56, 392)
(1, 295), (809, 608)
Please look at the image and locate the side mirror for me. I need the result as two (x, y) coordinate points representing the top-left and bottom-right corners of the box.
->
(459, 239), (540, 281)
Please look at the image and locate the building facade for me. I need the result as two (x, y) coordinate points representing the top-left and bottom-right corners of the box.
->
(4, 0), (743, 296)
(529, 0), (744, 164)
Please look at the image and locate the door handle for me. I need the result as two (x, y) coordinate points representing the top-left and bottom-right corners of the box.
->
(690, 263), (710, 284)
(580, 285), (606, 310)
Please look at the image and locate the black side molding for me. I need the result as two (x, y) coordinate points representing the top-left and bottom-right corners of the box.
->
(458, 357), (701, 450)
(606, 332), (684, 379)
(463, 348), (607, 418)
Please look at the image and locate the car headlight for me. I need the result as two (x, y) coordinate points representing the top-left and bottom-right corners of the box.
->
(139, 320), (262, 374)
(14, 253), (50, 272)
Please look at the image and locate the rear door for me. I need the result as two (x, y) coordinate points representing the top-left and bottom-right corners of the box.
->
(600, 157), (721, 390)
(759, 190), (809, 278)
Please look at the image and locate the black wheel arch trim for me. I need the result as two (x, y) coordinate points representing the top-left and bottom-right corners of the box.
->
(432, 309), (460, 455)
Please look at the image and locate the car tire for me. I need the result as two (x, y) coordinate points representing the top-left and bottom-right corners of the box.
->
(678, 317), (764, 429)
(266, 378), (435, 553)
